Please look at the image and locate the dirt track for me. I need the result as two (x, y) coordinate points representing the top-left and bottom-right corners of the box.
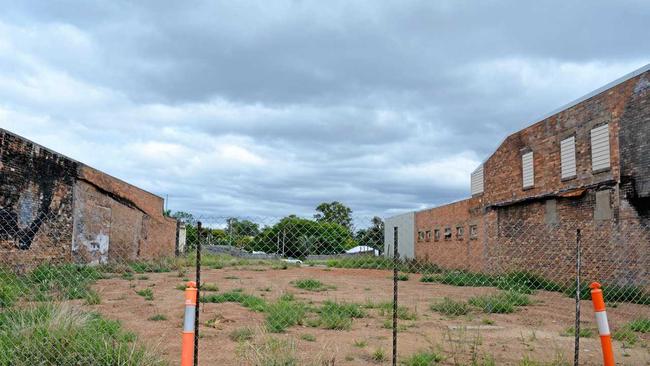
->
(89, 265), (650, 365)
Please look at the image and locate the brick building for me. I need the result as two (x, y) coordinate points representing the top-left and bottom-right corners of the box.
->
(0, 128), (179, 269)
(385, 64), (649, 285)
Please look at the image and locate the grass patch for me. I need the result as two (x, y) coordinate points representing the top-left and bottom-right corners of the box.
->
(440, 271), (495, 287)
(292, 279), (334, 292)
(430, 297), (469, 316)
(200, 283), (219, 292)
(397, 273), (410, 281)
(377, 302), (417, 320)
(401, 350), (444, 365)
(469, 291), (530, 314)
(229, 327), (254, 342)
(612, 327), (639, 345)
(148, 314), (167, 321)
(0, 305), (164, 365)
(420, 275), (439, 283)
(561, 326), (593, 338)
(371, 348), (388, 363)
(84, 290), (101, 305)
(137, 275), (150, 280)
(316, 301), (365, 330)
(136, 288), (154, 301)
(201, 291), (267, 312)
(237, 337), (297, 366)
(265, 298), (307, 333)
(496, 272), (563, 294)
(300, 333), (316, 342)
(627, 318), (650, 333)
(354, 340), (367, 348)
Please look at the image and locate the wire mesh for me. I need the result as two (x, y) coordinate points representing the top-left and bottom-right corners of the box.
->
(1, 208), (649, 365)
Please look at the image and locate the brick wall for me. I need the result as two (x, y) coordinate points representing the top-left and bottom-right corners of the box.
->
(412, 68), (650, 286)
(0, 128), (178, 268)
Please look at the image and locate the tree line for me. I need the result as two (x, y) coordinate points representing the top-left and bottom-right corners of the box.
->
(168, 201), (384, 258)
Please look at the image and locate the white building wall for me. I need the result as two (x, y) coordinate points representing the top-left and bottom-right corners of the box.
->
(383, 212), (415, 259)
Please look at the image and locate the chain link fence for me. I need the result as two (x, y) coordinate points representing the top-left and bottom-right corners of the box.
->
(1, 208), (649, 365)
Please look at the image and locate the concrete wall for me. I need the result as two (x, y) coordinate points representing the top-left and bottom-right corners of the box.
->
(384, 212), (415, 259)
(0, 128), (178, 268)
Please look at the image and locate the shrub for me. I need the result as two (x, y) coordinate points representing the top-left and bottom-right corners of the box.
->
(401, 350), (444, 365)
(496, 272), (563, 294)
(430, 298), (469, 316)
(0, 305), (164, 365)
(29, 264), (103, 301)
(229, 327), (254, 342)
(397, 273), (410, 281)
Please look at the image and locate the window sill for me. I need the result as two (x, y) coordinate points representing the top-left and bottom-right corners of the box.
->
(561, 175), (577, 182)
(592, 167), (611, 175)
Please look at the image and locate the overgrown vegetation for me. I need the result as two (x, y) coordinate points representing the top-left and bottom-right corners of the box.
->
(265, 297), (307, 332)
(468, 291), (531, 314)
(136, 288), (154, 301)
(201, 291), (268, 312)
(430, 297), (469, 316)
(315, 301), (365, 330)
(401, 350), (444, 365)
(0, 305), (165, 366)
(229, 327), (254, 342)
(561, 326), (593, 338)
(292, 278), (334, 292)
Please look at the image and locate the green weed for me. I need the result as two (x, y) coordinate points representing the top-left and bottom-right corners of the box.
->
(430, 298), (469, 316)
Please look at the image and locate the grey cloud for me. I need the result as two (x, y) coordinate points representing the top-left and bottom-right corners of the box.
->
(0, 0), (648, 218)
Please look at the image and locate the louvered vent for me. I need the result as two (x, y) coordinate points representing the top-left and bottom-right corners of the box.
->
(590, 124), (610, 171)
(522, 152), (534, 188)
(560, 136), (577, 179)
(470, 165), (484, 195)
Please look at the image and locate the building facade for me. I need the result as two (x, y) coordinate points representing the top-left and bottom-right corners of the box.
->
(0, 128), (179, 269)
(387, 64), (650, 285)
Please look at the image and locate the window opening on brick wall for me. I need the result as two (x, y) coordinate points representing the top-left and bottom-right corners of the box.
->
(522, 151), (534, 189)
(444, 227), (452, 240)
(425, 230), (431, 242)
(433, 229), (440, 242)
(418, 231), (424, 242)
(469, 225), (478, 239)
(456, 226), (464, 240)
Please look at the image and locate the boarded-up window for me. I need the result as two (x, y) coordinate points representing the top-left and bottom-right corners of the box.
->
(522, 151), (534, 188)
(433, 229), (440, 241)
(591, 124), (610, 171)
(560, 136), (577, 179)
(470, 165), (484, 195)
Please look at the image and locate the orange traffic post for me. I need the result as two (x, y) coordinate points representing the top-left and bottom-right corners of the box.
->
(181, 281), (198, 366)
(590, 282), (615, 366)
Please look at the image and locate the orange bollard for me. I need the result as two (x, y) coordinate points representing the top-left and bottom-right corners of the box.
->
(590, 282), (615, 366)
(181, 281), (198, 366)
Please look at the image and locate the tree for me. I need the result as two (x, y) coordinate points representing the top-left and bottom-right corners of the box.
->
(250, 216), (351, 258)
(355, 216), (384, 252)
(171, 211), (197, 226)
(226, 218), (260, 237)
(314, 201), (353, 232)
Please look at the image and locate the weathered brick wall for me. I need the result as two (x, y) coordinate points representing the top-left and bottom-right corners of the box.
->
(0, 128), (178, 267)
(413, 69), (649, 286)
(0, 130), (77, 270)
(414, 197), (485, 272)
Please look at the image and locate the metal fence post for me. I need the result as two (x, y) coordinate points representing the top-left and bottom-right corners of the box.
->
(194, 221), (202, 366)
(392, 226), (399, 366)
(574, 228), (582, 366)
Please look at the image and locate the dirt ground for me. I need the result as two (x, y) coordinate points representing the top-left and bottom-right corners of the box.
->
(89, 265), (650, 365)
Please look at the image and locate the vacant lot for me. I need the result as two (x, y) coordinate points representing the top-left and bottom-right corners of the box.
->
(87, 262), (650, 365)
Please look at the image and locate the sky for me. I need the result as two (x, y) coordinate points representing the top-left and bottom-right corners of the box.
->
(0, 1), (648, 219)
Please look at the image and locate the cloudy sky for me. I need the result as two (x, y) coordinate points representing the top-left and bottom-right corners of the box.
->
(0, 1), (648, 219)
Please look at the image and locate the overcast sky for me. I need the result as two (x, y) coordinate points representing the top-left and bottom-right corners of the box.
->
(0, 1), (648, 219)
